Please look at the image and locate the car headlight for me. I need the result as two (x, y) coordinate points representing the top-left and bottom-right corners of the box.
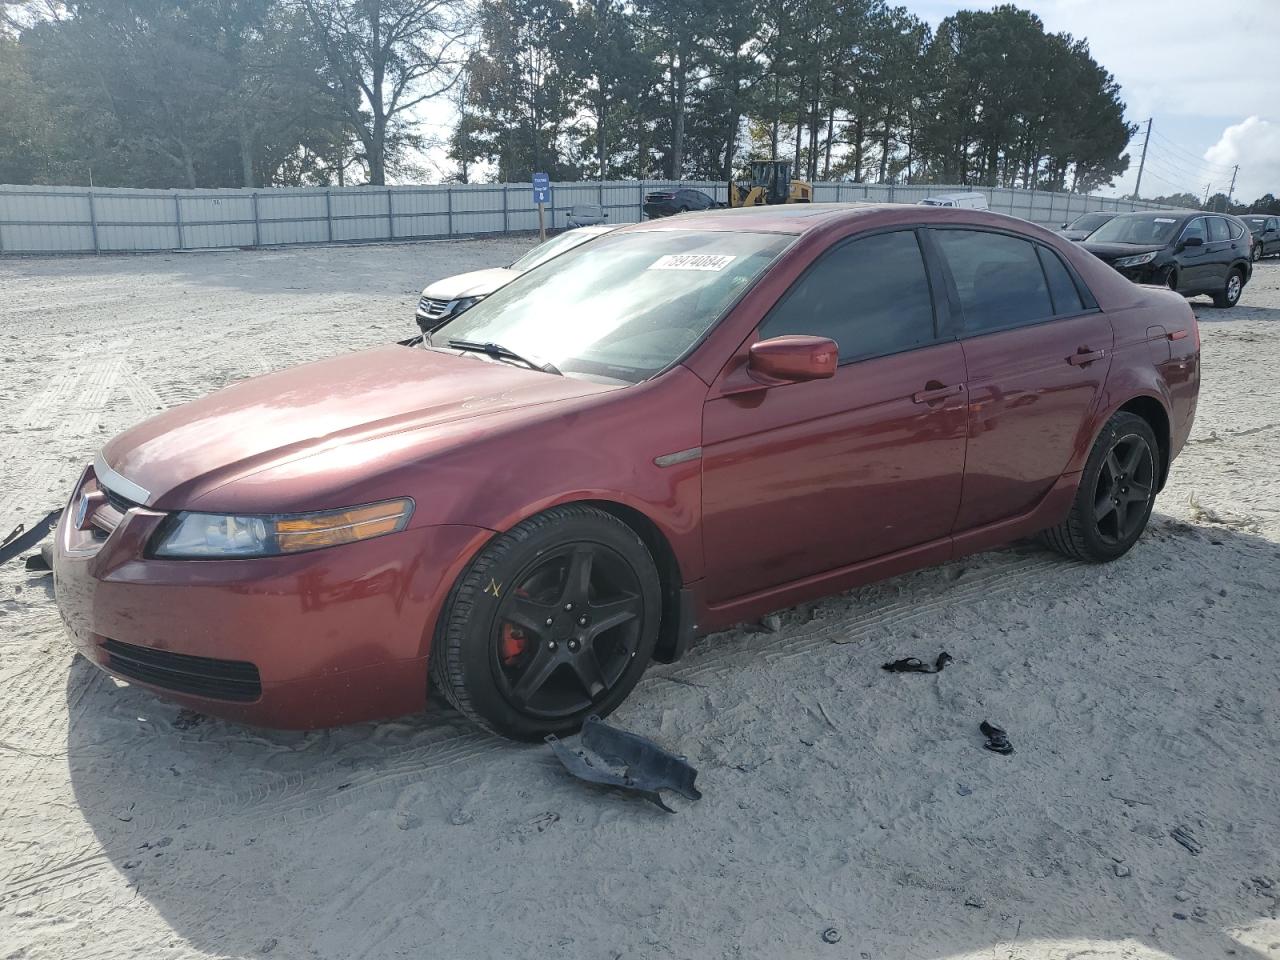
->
(1113, 251), (1158, 268)
(151, 498), (414, 559)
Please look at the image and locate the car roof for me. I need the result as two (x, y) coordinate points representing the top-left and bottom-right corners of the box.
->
(622, 202), (1036, 236)
(1108, 209), (1198, 220)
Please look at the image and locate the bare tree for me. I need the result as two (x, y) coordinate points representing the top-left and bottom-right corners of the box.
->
(297, 0), (469, 184)
(2, 0), (63, 36)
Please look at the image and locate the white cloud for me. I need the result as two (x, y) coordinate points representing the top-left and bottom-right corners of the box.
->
(1205, 117), (1280, 203)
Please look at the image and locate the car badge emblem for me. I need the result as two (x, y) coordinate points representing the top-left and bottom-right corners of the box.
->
(75, 493), (91, 529)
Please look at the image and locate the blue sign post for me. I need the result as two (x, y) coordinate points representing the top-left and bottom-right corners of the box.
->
(532, 172), (551, 240)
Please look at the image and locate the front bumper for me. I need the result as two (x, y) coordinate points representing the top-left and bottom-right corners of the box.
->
(53, 466), (493, 728)
(1109, 261), (1166, 285)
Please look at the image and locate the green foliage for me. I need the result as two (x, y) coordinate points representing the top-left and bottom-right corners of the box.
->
(7, 0), (353, 187)
(2, 0), (1144, 192)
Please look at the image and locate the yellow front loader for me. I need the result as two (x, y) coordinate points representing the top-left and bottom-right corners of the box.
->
(727, 159), (813, 207)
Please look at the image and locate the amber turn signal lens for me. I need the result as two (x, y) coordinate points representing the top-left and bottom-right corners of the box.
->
(274, 499), (413, 553)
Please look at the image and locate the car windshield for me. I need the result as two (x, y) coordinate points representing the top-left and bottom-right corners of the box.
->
(430, 229), (792, 384)
(510, 229), (604, 272)
(1087, 213), (1183, 245)
(1068, 212), (1113, 232)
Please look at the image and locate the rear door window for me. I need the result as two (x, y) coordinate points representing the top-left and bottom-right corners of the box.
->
(760, 230), (936, 362)
(933, 229), (1054, 333)
(1208, 217), (1230, 243)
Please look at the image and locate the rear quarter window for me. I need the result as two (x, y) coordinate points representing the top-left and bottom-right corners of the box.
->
(1037, 247), (1086, 315)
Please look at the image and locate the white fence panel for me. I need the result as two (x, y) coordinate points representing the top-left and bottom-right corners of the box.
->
(450, 185), (505, 236)
(0, 179), (1182, 255)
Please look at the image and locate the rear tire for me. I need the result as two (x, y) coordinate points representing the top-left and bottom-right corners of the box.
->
(1040, 411), (1159, 563)
(430, 505), (661, 741)
(1212, 267), (1244, 308)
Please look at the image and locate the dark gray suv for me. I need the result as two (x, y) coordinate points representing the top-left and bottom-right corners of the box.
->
(1240, 214), (1279, 261)
(1081, 210), (1253, 308)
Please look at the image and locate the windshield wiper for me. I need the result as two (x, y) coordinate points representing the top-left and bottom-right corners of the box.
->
(445, 339), (562, 376)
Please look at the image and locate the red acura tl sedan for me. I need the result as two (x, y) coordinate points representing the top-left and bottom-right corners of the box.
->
(53, 204), (1200, 739)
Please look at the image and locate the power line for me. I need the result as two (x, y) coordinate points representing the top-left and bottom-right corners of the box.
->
(1137, 166), (1210, 198)
(1139, 150), (1230, 193)
(1124, 119), (1243, 203)
(1148, 128), (1235, 175)
(1142, 144), (1228, 181)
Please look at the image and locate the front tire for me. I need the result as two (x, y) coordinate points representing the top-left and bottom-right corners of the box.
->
(430, 505), (661, 741)
(1212, 267), (1244, 308)
(1040, 412), (1159, 563)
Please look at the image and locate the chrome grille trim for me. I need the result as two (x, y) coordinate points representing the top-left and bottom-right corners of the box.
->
(94, 452), (153, 507)
(417, 296), (452, 319)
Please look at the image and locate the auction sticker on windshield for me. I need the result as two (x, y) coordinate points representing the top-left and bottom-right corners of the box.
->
(649, 254), (737, 271)
(1154, 217), (1176, 223)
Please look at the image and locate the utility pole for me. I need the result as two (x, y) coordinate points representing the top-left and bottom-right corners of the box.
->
(1203, 182), (1212, 208)
(1227, 164), (1239, 208)
(1132, 118), (1151, 200)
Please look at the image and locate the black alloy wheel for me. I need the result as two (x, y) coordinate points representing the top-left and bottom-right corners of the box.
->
(1091, 433), (1156, 546)
(492, 543), (644, 719)
(1040, 411), (1160, 563)
(430, 504), (661, 740)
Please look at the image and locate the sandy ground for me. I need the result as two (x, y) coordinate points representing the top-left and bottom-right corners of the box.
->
(1, 239), (1279, 960)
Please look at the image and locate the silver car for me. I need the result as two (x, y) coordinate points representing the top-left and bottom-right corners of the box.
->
(415, 225), (617, 332)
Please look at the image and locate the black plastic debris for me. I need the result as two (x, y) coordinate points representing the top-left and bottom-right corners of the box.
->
(883, 651), (953, 674)
(1170, 825), (1203, 856)
(25, 543), (53, 571)
(0, 510), (62, 568)
(980, 720), (1014, 755)
(546, 715), (701, 813)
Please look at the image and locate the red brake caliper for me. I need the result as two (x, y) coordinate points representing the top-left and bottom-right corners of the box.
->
(500, 623), (528, 665)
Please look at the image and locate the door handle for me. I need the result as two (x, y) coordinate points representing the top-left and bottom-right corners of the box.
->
(1067, 348), (1106, 366)
(911, 382), (965, 404)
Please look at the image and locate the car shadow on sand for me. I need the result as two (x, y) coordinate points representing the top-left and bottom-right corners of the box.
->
(62, 517), (1280, 960)
(1193, 302), (1280, 324)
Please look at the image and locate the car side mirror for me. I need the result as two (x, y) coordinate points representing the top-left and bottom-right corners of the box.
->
(1061, 222), (1069, 229)
(1181, 236), (1203, 249)
(748, 335), (838, 384)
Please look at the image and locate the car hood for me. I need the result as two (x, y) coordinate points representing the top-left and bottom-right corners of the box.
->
(1080, 241), (1165, 263)
(421, 266), (518, 301)
(101, 345), (615, 510)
